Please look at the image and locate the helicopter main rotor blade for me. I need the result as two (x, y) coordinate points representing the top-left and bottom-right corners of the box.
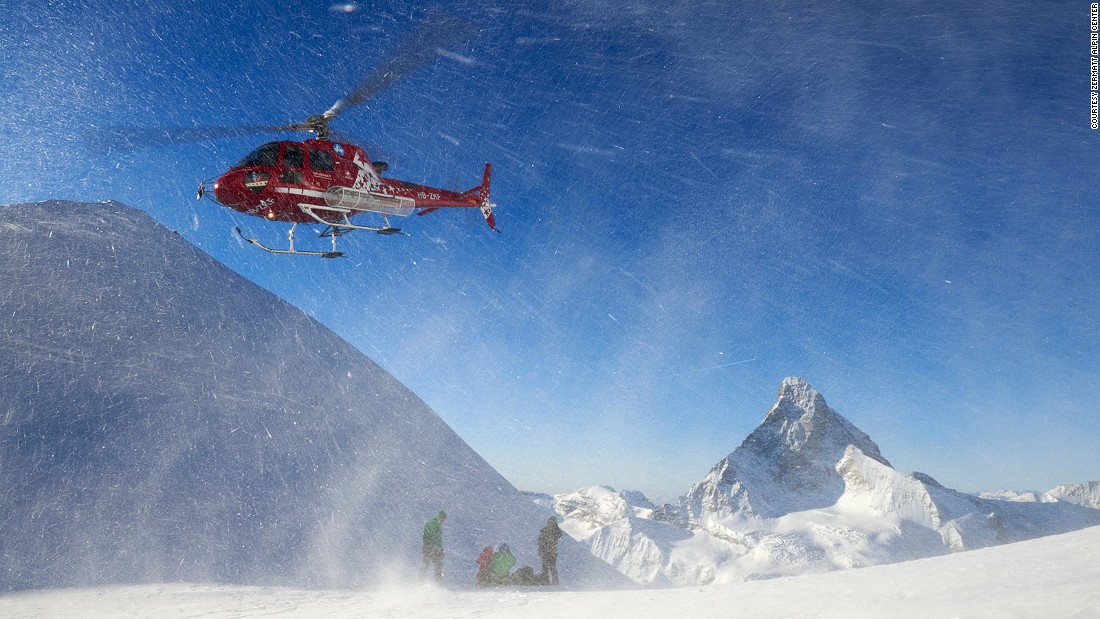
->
(85, 124), (298, 152)
(85, 13), (480, 152)
(325, 13), (479, 119)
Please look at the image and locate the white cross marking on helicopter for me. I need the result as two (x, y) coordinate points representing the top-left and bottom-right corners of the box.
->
(246, 197), (276, 216)
(351, 151), (381, 190)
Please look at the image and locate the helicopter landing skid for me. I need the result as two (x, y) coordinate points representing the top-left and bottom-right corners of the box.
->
(300, 204), (404, 236)
(236, 224), (344, 259)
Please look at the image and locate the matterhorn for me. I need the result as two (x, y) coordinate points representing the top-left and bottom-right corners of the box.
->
(682, 377), (889, 521)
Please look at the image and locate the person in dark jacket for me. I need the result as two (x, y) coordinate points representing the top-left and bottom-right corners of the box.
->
(419, 511), (447, 581)
(537, 516), (564, 585)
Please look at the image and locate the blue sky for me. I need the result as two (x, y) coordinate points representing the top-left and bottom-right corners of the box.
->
(2, 0), (1098, 501)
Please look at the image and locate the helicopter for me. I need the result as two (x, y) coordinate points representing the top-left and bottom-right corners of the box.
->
(101, 14), (497, 258)
(198, 135), (496, 258)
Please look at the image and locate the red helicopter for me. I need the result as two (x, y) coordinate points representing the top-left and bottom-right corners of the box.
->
(198, 134), (496, 258)
(101, 15), (497, 258)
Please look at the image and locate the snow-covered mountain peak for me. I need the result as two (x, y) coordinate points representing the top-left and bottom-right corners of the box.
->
(754, 377), (889, 466)
(759, 377), (826, 452)
(772, 376), (827, 418)
(682, 378), (889, 520)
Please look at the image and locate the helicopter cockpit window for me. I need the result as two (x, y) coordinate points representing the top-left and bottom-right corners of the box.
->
(236, 143), (281, 168)
(282, 144), (305, 169)
(309, 148), (334, 172)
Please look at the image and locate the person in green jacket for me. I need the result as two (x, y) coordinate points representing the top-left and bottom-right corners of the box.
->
(487, 543), (516, 585)
(419, 511), (447, 581)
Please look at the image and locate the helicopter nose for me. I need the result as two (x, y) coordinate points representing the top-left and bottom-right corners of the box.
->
(213, 169), (266, 211)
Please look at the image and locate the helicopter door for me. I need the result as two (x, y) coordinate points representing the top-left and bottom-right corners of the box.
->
(280, 143), (305, 184)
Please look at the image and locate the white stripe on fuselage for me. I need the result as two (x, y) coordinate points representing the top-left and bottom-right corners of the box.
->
(274, 187), (327, 199)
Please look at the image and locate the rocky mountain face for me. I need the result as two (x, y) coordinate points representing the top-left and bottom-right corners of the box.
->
(541, 379), (1100, 585)
(0, 201), (625, 592)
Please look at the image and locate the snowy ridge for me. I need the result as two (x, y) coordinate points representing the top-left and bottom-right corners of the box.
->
(977, 489), (1046, 502)
(548, 487), (684, 585)
(552, 486), (657, 539)
(834, 445), (945, 529)
(0, 201), (625, 592)
(1044, 481), (1100, 509)
(977, 482), (1100, 508)
(542, 380), (1100, 585)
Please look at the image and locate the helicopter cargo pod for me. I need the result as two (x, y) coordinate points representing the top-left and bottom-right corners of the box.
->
(324, 186), (415, 217)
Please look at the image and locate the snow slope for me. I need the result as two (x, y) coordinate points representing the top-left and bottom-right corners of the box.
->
(0, 201), (624, 591)
(5, 524), (1099, 618)
(545, 380), (1100, 585)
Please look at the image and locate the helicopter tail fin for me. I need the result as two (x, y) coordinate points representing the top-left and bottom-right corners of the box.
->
(461, 162), (498, 232)
(460, 162), (492, 205)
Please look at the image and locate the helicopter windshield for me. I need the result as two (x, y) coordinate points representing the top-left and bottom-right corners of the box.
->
(235, 143), (281, 168)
